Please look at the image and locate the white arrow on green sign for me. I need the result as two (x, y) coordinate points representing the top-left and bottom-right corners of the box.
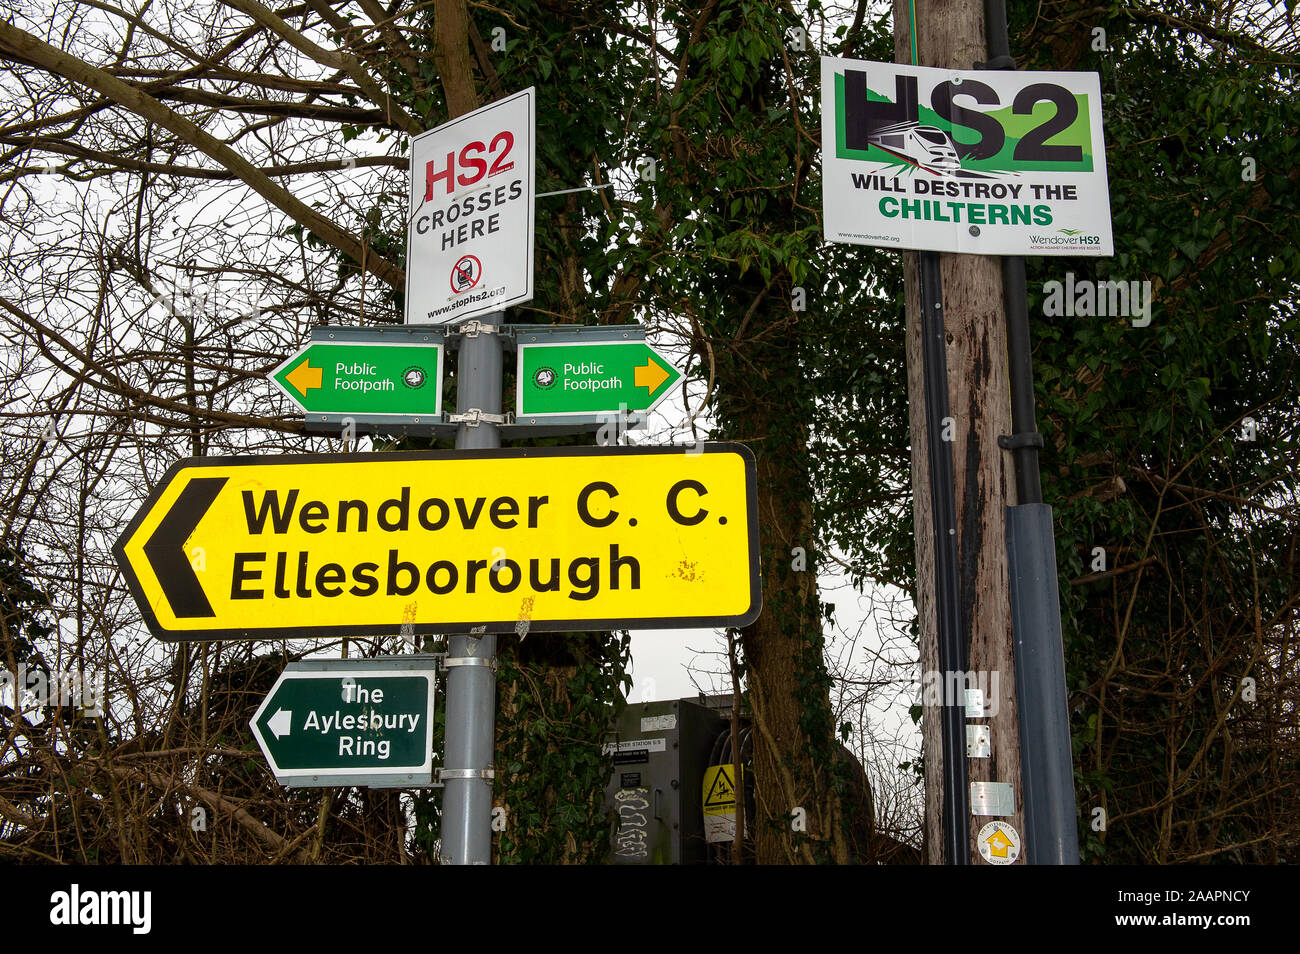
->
(270, 339), (443, 420)
(517, 339), (681, 419)
(250, 663), (436, 787)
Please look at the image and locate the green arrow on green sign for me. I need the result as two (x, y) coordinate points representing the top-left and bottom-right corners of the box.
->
(250, 665), (436, 786)
(516, 340), (681, 418)
(270, 340), (443, 419)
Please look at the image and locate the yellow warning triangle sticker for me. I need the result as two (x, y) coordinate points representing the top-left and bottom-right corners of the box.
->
(704, 765), (737, 808)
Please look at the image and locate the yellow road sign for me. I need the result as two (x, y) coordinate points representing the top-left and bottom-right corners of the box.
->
(114, 445), (760, 641)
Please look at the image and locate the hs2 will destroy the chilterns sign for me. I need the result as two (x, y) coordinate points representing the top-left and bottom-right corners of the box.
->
(821, 57), (1113, 256)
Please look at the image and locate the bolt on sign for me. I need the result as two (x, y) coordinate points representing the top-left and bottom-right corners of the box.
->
(250, 660), (437, 788)
(820, 56), (1113, 255)
(113, 445), (761, 641)
(407, 88), (535, 324)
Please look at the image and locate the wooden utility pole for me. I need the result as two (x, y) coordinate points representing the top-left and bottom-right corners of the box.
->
(893, 0), (1025, 864)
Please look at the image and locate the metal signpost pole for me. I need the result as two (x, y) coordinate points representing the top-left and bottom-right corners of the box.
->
(439, 312), (505, 865)
(982, 0), (1081, 866)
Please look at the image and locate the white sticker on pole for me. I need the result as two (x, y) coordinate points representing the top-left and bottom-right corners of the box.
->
(820, 57), (1112, 256)
(977, 820), (1021, 865)
(406, 88), (535, 324)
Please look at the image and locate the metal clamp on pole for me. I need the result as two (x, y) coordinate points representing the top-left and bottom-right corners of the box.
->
(442, 656), (498, 672)
(457, 319), (503, 337)
(446, 409), (510, 427)
(997, 432), (1045, 451)
(436, 768), (496, 782)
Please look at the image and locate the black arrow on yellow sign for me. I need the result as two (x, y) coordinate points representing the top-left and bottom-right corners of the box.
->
(141, 476), (226, 618)
(114, 446), (761, 643)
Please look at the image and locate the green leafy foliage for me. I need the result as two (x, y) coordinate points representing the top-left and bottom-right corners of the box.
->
(0, 545), (54, 665)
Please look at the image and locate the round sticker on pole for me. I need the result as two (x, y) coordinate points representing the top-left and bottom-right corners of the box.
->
(977, 820), (1021, 865)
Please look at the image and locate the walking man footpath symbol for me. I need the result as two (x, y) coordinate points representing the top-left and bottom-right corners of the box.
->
(451, 254), (482, 293)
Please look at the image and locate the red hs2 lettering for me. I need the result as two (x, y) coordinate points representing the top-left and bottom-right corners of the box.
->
(425, 132), (516, 200)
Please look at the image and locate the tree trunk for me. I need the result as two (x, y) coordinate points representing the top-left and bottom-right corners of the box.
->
(432, 0), (479, 118)
(894, 0), (1026, 864)
(715, 292), (853, 865)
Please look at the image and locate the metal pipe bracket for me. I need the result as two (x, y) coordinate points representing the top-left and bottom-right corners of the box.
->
(997, 431), (1045, 450)
(441, 656), (498, 672)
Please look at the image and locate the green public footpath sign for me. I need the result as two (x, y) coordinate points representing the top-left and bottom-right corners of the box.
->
(250, 665), (436, 786)
(517, 340), (681, 418)
(270, 340), (443, 419)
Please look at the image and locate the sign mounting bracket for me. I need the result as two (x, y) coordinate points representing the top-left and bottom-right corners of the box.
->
(446, 409), (511, 426)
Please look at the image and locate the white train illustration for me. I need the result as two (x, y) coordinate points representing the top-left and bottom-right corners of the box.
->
(867, 121), (962, 173)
